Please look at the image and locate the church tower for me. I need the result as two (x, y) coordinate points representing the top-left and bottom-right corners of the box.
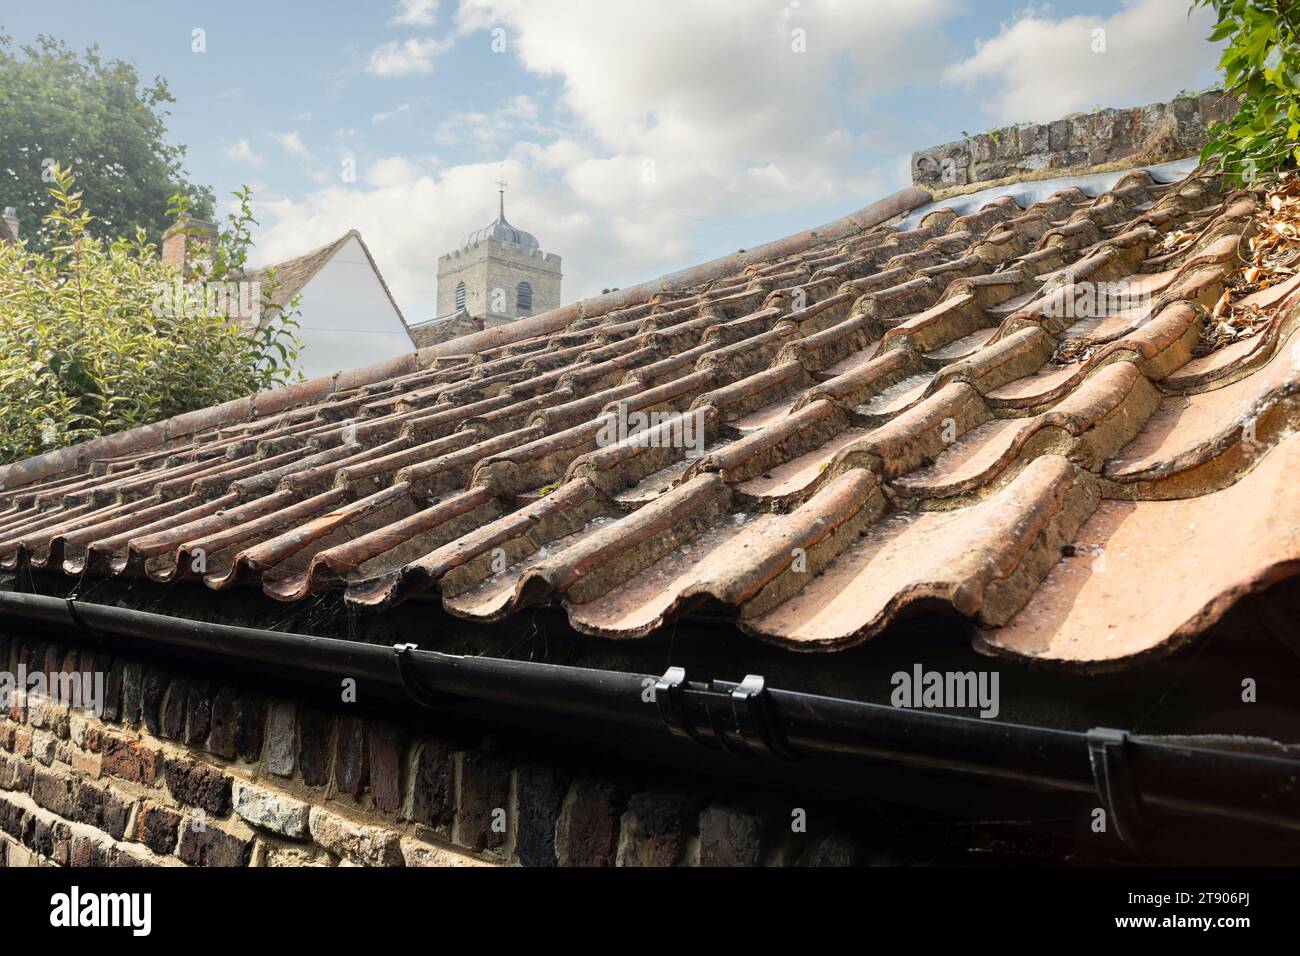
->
(435, 182), (562, 328)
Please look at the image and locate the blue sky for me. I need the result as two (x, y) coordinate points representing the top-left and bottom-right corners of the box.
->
(1, 0), (1223, 319)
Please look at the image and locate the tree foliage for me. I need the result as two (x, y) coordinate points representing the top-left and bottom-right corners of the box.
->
(0, 166), (301, 464)
(1197, 0), (1300, 186)
(0, 32), (214, 253)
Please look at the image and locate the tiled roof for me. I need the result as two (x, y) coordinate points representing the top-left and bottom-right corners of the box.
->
(1, 169), (1294, 672)
(408, 309), (481, 349)
(243, 229), (414, 336)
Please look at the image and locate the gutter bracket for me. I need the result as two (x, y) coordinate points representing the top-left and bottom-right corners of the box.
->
(1087, 726), (1150, 847)
(66, 596), (92, 638)
(392, 643), (461, 709)
(654, 667), (799, 761)
(731, 674), (799, 761)
(654, 666), (710, 749)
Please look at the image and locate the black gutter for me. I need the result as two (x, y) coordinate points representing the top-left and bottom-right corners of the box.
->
(2, 591), (1297, 840)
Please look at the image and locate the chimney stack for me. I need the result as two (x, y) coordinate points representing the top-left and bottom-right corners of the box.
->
(162, 217), (218, 277)
(1, 207), (17, 243)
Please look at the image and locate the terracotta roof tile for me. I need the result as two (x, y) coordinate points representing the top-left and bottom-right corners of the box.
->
(1, 169), (1295, 670)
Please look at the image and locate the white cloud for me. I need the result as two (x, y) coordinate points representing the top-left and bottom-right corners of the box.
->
(454, 0), (953, 215)
(944, 0), (1222, 124)
(365, 156), (426, 188)
(366, 36), (452, 75)
(224, 138), (264, 166)
(372, 103), (412, 125)
(434, 95), (544, 147)
(272, 131), (311, 159)
(388, 0), (439, 27)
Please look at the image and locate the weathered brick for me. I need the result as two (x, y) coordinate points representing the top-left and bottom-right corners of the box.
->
(68, 715), (87, 749)
(110, 846), (148, 867)
(32, 815), (70, 863)
(334, 716), (368, 798)
(513, 765), (568, 867)
(31, 768), (74, 817)
(401, 840), (491, 867)
(455, 749), (510, 852)
(207, 686), (239, 759)
(234, 694), (266, 762)
(141, 670), (168, 735)
(42, 643), (63, 679)
(184, 680), (215, 746)
(70, 748), (101, 778)
(265, 701), (296, 777)
(299, 707), (333, 787)
(0, 753), (32, 792)
(101, 735), (159, 785)
(555, 778), (619, 867)
(162, 758), (232, 815)
(0, 793), (30, 841)
(26, 693), (50, 729)
(307, 806), (402, 866)
(69, 831), (115, 867)
(137, 802), (181, 855)
(71, 780), (105, 830)
(99, 656), (122, 723)
(616, 789), (695, 867)
(31, 730), (55, 765)
(698, 805), (765, 867)
(0, 754), (17, 790)
(100, 788), (133, 841)
(367, 722), (404, 813)
(160, 678), (188, 740)
(403, 738), (453, 831)
(178, 822), (252, 867)
(121, 662), (143, 725)
(231, 781), (308, 838)
(262, 843), (335, 867)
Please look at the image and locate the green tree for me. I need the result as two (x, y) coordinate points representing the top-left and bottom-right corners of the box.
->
(0, 165), (301, 464)
(0, 32), (214, 253)
(1196, 0), (1300, 186)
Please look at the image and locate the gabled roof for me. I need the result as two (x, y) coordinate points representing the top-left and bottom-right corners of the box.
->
(0, 169), (1294, 673)
(243, 229), (414, 341)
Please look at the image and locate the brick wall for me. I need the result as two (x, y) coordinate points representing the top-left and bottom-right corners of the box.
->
(0, 628), (867, 867)
(912, 92), (1239, 191)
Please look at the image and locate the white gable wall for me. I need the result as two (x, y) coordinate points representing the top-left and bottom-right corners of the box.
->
(287, 236), (413, 380)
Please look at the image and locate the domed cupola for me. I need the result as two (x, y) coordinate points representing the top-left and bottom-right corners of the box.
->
(463, 187), (539, 250)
